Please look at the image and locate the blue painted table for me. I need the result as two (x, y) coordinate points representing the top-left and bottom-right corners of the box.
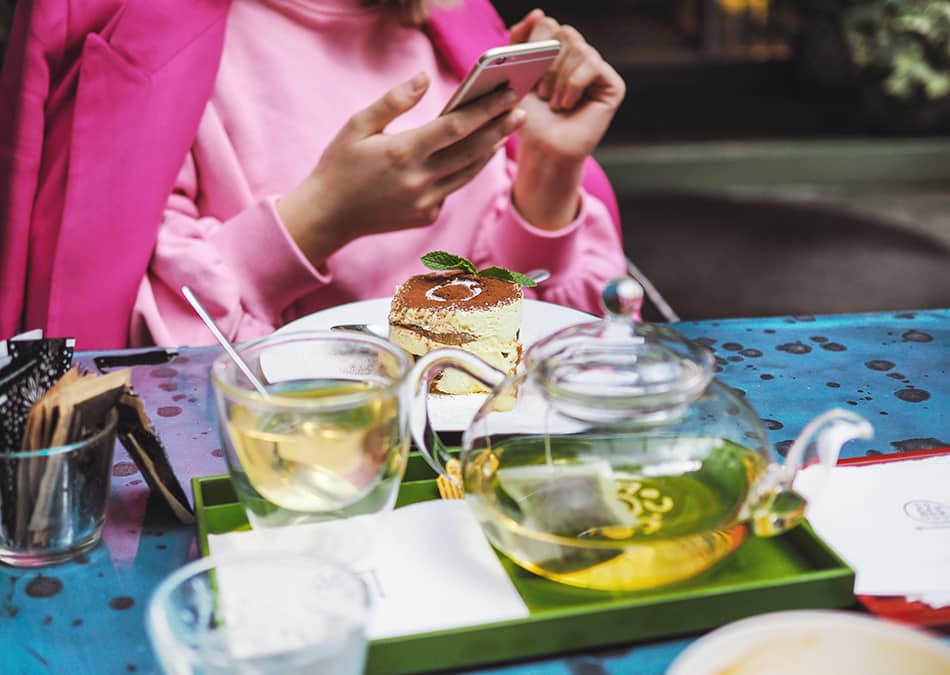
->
(1, 309), (947, 674)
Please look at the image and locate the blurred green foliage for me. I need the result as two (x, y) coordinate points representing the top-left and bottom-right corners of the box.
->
(844, 0), (950, 100)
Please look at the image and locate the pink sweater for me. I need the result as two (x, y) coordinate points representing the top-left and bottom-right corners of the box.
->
(130, 0), (626, 347)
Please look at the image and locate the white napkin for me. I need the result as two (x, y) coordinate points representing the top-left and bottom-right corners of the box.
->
(794, 454), (950, 607)
(208, 499), (529, 639)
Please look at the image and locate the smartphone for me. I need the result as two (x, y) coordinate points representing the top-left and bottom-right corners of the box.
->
(440, 39), (562, 115)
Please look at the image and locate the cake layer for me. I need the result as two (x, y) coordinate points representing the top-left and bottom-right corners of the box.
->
(388, 326), (521, 394)
(388, 271), (524, 403)
(390, 300), (521, 346)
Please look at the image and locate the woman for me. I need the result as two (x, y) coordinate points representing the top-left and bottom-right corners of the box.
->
(0, 0), (626, 348)
(130, 0), (627, 345)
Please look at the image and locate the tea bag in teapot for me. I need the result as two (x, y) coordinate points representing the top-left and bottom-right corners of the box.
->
(496, 460), (638, 537)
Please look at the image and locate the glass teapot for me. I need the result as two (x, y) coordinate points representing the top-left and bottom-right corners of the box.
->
(411, 278), (873, 591)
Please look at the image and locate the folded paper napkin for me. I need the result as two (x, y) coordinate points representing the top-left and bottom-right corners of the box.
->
(794, 454), (950, 608)
(208, 500), (530, 639)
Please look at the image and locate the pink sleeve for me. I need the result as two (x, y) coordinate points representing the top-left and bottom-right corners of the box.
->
(473, 162), (627, 316)
(130, 153), (330, 347)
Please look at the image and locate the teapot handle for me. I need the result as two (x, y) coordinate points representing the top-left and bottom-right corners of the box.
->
(746, 408), (874, 536)
(407, 348), (509, 487)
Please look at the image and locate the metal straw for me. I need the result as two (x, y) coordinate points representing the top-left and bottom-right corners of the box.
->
(180, 286), (270, 399)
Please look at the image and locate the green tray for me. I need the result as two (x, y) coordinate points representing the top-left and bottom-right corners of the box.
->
(192, 473), (856, 675)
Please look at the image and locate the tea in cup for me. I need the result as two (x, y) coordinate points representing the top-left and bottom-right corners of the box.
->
(211, 331), (410, 528)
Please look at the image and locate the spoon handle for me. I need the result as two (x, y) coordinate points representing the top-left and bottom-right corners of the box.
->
(180, 286), (270, 398)
(526, 268), (550, 284)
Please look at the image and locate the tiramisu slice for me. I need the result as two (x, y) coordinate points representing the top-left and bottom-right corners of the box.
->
(388, 271), (523, 397)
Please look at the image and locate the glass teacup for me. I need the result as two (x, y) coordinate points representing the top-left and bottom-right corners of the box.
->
(147, 553), (370, 674)
(211, 330), (411, 528)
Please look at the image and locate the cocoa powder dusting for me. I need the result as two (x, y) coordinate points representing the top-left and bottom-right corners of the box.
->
(392, 272), (521, 312)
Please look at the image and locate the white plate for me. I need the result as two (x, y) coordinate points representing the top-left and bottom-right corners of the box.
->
(276, 298), (593, 431)
(667, 610), (950, 675)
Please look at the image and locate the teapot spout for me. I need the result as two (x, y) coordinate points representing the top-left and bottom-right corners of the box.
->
(747, 408), (874, 537)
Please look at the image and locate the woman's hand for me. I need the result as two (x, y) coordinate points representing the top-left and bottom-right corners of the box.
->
(507, 10), (626, 230)
(278, 73), (525, 265)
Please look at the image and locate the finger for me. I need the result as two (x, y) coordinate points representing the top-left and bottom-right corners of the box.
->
(534, 20), (576, 99)
(555, 60), (598, 110)
(551, 45), (600, 110)
(432, 147), (501, 197)
(556, 49), (626, 111)
(415, 196), (445, 228)
(427, 107), (526, 176)
(535, 50), (564, 101)
(508, 8), (544, 44)
(535, 48), (564, 100)
(345, 72), (429, 137)
(527, 16), (560, 42)
(415, 86), (520, 155)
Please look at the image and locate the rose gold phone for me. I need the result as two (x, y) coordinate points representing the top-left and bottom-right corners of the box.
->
(440, 40), (562, 115)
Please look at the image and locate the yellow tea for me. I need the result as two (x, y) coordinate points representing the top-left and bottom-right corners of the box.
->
(465, 435), (768, 591)
(224, 379), (404, 519)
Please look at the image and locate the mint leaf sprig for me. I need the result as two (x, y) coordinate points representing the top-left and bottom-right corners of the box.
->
(477, 266), (538, 287)
(420, 251), (476, 275)
(420, 251), (537, 287)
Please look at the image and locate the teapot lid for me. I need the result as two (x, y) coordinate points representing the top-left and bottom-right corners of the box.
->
(525, 278), (715, 423)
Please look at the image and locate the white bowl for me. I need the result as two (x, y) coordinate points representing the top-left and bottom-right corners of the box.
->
(668, 610), (950, 675)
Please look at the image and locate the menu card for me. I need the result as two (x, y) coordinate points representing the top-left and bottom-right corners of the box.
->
(208, 500), (530, 639)
(794, 454), (950, 608)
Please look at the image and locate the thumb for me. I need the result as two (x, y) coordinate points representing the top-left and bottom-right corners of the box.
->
(509, 9), (543, 44)
(346, 72), (429, 137)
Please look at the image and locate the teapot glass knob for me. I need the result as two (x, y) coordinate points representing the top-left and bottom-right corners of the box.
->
(601, 277), (644, 319)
